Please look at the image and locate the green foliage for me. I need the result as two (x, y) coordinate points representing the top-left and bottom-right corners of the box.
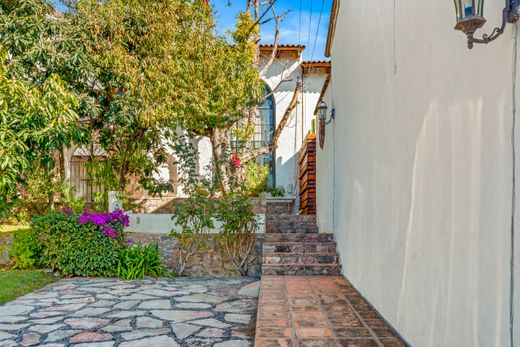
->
(245, 162), (269, 195)
(267, 186), (286, 198)
(171, 136), (258, 275)
(9, 230), (41, 269)
(4, 167), (84, 224)
(32, 212), (124, 277)
(0, 0), (87, 215)
(0, 270), (56, 305)
(117, 243), (169, 280)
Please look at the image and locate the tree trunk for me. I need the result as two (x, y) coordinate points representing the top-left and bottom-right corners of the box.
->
(210, 128), (231, 196)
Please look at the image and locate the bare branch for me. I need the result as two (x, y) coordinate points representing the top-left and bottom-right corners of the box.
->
(241, 77), (302, 163)
(258, 7), (289, 77)
(248, 0), (277, 33)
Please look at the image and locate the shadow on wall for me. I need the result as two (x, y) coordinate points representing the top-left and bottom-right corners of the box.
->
(336, 92), (511, 345)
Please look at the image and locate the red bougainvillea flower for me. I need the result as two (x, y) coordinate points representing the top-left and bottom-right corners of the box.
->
(231, 154), (241, 167)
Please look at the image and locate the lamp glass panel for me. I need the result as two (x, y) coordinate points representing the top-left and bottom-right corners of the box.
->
(454, 0), (463, 19)
(476, 0), (484, 17)
(463, 0), (474, 17)
(453, 0), (462, 20)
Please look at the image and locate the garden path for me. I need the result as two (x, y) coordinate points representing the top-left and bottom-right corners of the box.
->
(0, 277), (259, 347)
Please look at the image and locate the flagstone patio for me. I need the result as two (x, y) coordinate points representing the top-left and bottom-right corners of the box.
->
(0, 277), (259, 346)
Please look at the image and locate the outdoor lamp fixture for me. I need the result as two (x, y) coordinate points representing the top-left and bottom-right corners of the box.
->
(318, 101), (334, 149)
(454, 0), (520, 49)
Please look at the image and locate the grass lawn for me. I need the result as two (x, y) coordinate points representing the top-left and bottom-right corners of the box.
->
(0, 270), (56, 305)
(0, 225), (30, 234)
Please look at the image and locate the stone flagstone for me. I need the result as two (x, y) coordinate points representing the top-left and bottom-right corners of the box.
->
(191, 318), (232, 329)
(120, 328), (170, 340)
(138, 299), (171, 309)
(0, 277), (258, 346)
(135, 316), (164, 328)
(119, 335), (179, 347)
(101, 319), (132, 333)
(170, 322), (201, 339)
(151, 309), (213, 322)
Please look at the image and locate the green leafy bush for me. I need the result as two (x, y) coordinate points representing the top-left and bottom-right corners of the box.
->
(117, 243), (167, 280)
(9, 231), (41, 269)
(2, 167), (85, 224)
(31, 211), (127, 277)
(245, 162), (268, 195)
(267, 186), (286, 197)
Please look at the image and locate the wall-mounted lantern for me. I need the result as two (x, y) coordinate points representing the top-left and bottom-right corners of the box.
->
(454, 0), (520, 49)
(318, 101), (335, 149)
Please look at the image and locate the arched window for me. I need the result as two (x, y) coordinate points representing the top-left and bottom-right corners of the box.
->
(253, 85), (276, 187)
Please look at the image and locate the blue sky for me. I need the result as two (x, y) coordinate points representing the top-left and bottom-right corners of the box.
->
(52, 0), (331, 60)
(212, 0), (332, 61)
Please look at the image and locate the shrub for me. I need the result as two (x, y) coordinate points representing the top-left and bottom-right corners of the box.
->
(245, 162), (268, 195)
(31, 209), (129, 277)
(267, 186), (286, 197)
(117, 243), (167, 280)
(9, 230), (41, 269)
(2, 167), (84, 224)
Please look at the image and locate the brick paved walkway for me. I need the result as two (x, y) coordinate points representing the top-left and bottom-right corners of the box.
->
(255, 276), (407, 347)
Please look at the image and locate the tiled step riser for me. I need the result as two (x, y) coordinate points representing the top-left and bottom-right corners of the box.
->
(266, 214), (316, 222)
(262, 265), (342, 275)
(262, 243), (337, 253)
(263, 233), (334, 243)
(266, 226), (319, 233)
(263, 254), (339, 265)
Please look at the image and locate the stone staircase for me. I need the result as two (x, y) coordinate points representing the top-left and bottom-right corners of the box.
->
(261, 214), (341, 275)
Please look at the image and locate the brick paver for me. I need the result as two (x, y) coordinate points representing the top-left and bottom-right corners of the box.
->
(255, 276), (407, 347)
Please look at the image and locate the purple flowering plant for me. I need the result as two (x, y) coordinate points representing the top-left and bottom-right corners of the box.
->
(64, 208), (130, 239)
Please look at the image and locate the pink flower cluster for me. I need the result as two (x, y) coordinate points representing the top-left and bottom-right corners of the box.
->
(61, 206), (73, 215)
(103, 227), (117, 238)
(77, 209), (130, 239)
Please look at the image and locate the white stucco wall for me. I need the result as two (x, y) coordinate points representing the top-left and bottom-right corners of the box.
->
(261, 57), (326, 198)
(316, 87), (334, 233)
(320, 0), (520, 346)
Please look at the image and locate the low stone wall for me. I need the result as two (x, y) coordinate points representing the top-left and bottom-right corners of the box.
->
(126, 232), (263, 278)
(0, 233), (13, 265)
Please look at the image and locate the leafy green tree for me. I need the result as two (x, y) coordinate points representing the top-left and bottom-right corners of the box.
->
(0, 0), (84, 215)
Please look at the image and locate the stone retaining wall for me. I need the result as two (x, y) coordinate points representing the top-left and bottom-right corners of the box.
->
(126, 233), (263, 278)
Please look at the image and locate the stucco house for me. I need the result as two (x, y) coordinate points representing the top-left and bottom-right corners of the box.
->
(316, 0), (520, 346)
(62, 44), (330, 213)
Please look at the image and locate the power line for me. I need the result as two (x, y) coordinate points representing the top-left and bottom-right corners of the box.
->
(298, 0), (302, 45)
(311, 0), (325, 60)
(306, 0), (313, 56)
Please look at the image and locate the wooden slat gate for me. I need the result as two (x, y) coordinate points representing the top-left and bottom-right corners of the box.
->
(299, 134), (317, 215)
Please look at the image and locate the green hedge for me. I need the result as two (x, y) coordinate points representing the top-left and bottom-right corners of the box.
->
(8, 209), (169, 279)
(32, 212), (125, 277)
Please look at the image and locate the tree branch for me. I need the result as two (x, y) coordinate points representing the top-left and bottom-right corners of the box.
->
(240, 77), (301, 163)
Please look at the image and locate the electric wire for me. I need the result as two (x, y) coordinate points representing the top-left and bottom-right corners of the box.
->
(298, 0), (302, 45)
(311, 0), (325, 60)
(307, 0), (313, 55)
(510, 21), (518, 347)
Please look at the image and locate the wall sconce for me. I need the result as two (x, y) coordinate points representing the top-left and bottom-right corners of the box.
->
(318, 101), (334, 149)
(454, 0), (520, 49)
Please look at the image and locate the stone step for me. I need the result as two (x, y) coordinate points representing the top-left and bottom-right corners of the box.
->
(263, 233), (335, 243)
(263, 253), (339, 265)
(266, 226), (319, 234)
(266, 214), (316, 222)
(261, 263), (342, 275)
(262, 242), (337, 254)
